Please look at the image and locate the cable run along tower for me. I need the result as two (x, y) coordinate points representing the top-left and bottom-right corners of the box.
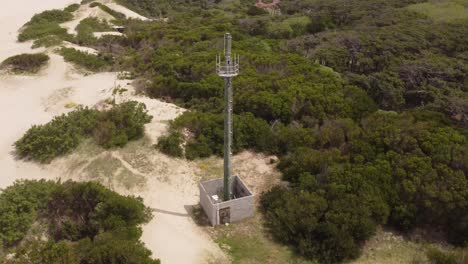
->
(199, 33), (253, 226)
(216, 33), (240, 201)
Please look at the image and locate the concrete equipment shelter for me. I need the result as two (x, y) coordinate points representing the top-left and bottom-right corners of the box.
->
(199, 176), (254, 226)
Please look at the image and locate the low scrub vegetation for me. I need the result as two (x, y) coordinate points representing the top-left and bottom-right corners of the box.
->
(0, 53), (49, 73)
(90, 2), (127, 24)
(64, 3), (80, 13)
(18, 9), (73, 43)
(425, 247), (468, 264)
(129, 0), (468, 262)
(0, 180), (160, 263)
(60, 47), (112, 71)
(75, 17), (114, 46)
(15, 101), (152, 163)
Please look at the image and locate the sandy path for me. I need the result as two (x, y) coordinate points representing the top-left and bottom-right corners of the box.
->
(0, 1), (227, 263)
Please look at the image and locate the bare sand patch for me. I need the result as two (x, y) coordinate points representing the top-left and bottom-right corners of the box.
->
(93, 31), (124, 38)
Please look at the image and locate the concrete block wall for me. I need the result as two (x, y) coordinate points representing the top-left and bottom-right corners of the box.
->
(215, 195), (254, 223)
(199, 176), (254, 226)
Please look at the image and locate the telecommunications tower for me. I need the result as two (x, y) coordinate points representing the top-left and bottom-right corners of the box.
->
(216, 33), (240, 201)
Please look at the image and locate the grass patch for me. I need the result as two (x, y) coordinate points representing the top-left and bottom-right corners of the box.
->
(59, 47), (111, 71)
(407, 0), (468, 22)
(84, 154), (147, 190)
(214, 216), (314, 264)
(1, 53), (49, 73)
(18, 9), (73, 42)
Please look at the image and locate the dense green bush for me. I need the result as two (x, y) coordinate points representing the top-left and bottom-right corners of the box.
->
(15, 101), (152, 163)
(156, 131), (184, 157)
(0, 180), (58, 247)
(94, 101), (153, 148)
(64, 3), (80, 13)
(18, 9), (73, 42)
(14, 107), (99, 163)
(115, 0), (160, 17)
(1, 180), (159, 264)
(0, 53), (49, 73)
(60, 47), (112, 71)
(75, 17), (113, 46)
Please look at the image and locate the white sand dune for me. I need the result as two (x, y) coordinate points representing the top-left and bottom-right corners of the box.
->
(102, 0), (150, 21)
(0, 1), (226, 263)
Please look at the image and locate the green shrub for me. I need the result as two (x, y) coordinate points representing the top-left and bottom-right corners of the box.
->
(90, 3), (126, 23)
(18, 9), (73, 42)
(14, 107), (99, 163)
(15, 102), (152, 163)
(93, 101), (152, 148)
(0, 180), (59, 246)
(156, 132), (184, 157)
(89, 2), (100, 8)
(426, 248), (459, 264)
(18, 22), (70, 42)
(247, 6), (268, 16)
(1, 53), (49, 73)
(60, 47), (111, 71)
(1, 180), (159, 263)
(32, 35), (64, 48)
(25, 9), (73, 25)
(64, 3), (80, 13)
(75, 17), (113, 45)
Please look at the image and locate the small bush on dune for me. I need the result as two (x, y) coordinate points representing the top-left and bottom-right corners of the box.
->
(64, 3), (80, 13)
(89, 2), (126, 24)
(18, 22), (71, 42)
(60, 47), (112, 72)
(25, 9), (73, 25)
(32, 35), (64, 48)
(18, 9), (74, 43)
(156, 132), (184, 157)
(1, 53), (49, 73)
(15, 101), (152, 163)
(14, 107), (100, 163)
(93, 101), (153, 148)
(75, 17), (113, 46)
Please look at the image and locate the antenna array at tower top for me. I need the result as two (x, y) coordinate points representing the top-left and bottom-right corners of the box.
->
(216, 33), (240, 77)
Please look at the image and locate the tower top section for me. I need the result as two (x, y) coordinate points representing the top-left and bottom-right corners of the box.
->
(216, 33), (239, 77)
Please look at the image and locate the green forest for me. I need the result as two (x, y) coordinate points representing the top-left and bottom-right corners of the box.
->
(8, 0), (468, 263)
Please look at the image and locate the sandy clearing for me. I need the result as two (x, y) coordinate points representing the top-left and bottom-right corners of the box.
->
(0, 1), (226, 263)
(93, 31), (124, 38)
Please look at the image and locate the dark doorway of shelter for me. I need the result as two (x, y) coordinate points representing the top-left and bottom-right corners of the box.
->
(219, 207), (230, 224)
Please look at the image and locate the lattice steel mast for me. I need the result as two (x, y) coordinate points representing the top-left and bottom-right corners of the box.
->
(216, 33), (240, 201)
